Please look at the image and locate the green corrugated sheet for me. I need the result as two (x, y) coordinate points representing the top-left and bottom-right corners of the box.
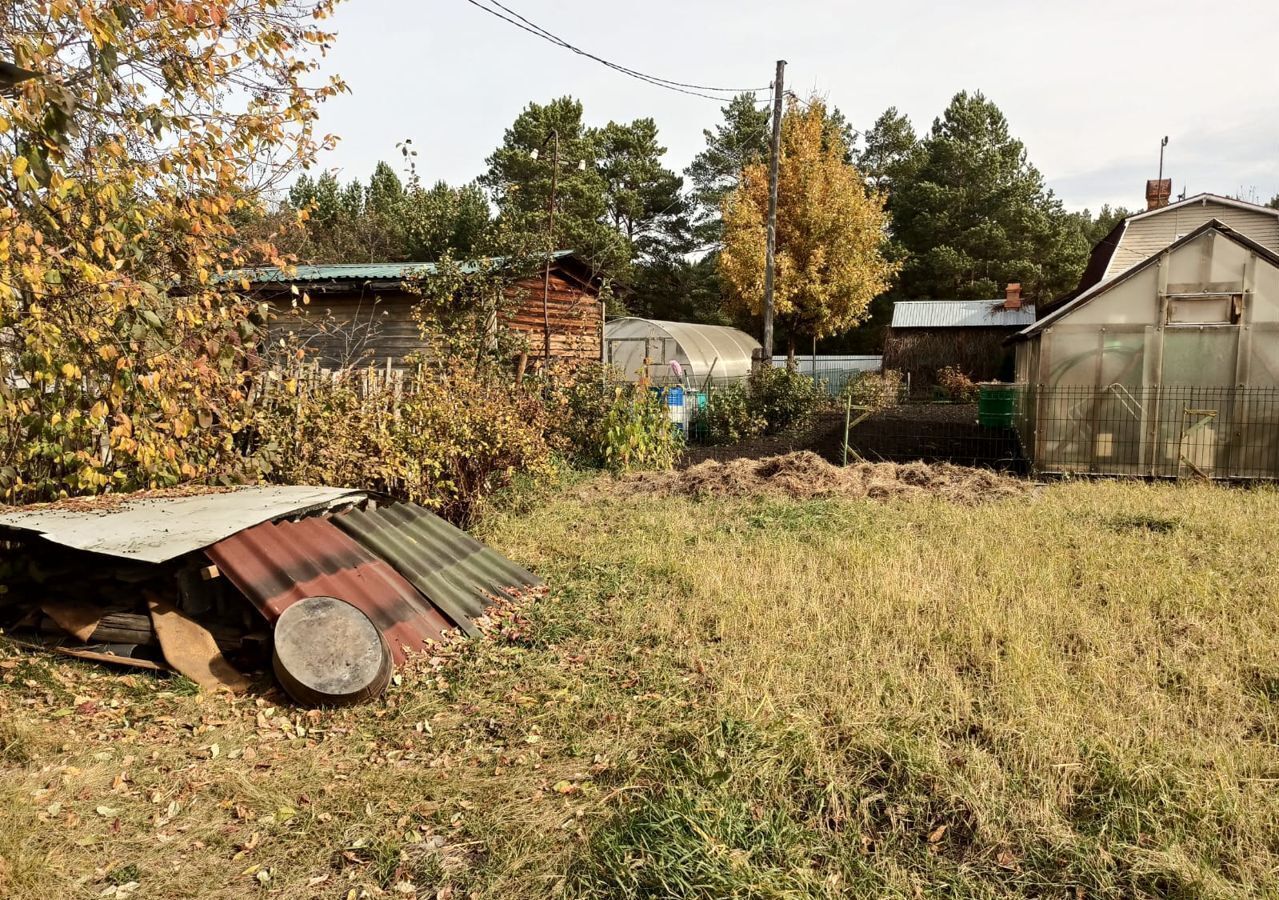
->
(333, 502), (542, 637)
(224, 251), (576, 285)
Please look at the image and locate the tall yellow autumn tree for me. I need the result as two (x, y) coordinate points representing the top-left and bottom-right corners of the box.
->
(0, 1), (344, 502)
(719, 97), (898, 352)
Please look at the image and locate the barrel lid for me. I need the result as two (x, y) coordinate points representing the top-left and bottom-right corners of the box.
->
(272, 596), (391, 706)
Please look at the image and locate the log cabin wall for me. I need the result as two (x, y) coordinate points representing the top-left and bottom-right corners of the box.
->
(505, 272), (601, 362)
(264, 266), (602, 371)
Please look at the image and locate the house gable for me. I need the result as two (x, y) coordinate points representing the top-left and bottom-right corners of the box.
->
(1106, 195), (1279, 280)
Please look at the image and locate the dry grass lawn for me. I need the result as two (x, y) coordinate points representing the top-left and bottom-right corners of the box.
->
(3, 476), (1279, 898)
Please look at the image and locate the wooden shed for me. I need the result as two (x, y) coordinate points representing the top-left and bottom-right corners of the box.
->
(240, 252), (603, 370)
(883, 285), (1036, 392)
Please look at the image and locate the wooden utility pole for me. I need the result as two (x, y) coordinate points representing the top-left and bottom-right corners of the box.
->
(542, 129), (559, 362)
(762, 59), (786, 365)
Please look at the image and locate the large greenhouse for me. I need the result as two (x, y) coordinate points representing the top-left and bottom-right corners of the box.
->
(1011, 220), (1279, 479)
(604, 318), (761, 385)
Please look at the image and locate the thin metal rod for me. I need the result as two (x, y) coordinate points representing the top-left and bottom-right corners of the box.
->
(542, 129), (559, 362)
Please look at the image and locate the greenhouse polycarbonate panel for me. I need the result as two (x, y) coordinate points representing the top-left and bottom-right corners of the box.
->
(605, 317), (760, 381)
(333, 503), (542, 635)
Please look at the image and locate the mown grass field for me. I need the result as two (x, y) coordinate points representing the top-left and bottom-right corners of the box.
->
(3, 477), (1279, 898)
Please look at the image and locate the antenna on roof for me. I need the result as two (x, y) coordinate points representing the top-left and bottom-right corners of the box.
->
(1158, 136), (1168, 183)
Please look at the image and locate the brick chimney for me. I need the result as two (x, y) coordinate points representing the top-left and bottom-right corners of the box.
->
(1146, 178), (1172, 211)
(1004, 282), (1022, 310)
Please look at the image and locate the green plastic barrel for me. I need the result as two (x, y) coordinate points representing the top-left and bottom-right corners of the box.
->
(977, 383), (1016, 428)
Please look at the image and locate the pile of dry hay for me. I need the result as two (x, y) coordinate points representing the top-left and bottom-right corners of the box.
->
(596, 452), (1031, 504)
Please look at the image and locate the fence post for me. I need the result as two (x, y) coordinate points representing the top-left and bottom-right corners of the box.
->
(842, 391), (851, 467)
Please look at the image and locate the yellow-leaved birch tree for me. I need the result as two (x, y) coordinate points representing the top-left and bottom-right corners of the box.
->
(719, 97), (898, 352)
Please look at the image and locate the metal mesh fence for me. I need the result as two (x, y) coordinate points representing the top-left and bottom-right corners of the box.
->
(1021, 385), (1279, 480)
(646, 374), (1279, 481)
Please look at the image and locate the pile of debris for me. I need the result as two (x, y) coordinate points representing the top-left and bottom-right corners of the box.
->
(0, 486), (542, 705)
(595, 452), (1032, 504)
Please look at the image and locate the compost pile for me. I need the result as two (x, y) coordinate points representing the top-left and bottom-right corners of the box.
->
(601, 451), (1031, 504)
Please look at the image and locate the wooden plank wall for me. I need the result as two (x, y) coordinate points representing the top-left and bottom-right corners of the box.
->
(268, 292), (419, 370)
(265, 268), (602, 371)
(506, 272), (601, 362)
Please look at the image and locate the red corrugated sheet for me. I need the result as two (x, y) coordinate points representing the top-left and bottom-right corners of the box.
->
(206, 516), (456, 665)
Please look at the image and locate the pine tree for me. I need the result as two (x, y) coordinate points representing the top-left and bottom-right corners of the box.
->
(890, 91), (1088, 303)
(685, 94), (772, 247)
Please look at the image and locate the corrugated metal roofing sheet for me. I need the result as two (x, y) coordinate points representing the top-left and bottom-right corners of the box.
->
(206, 516), (457, 665)
(227, 251), (575, 285)
(890, 300), (1037, 329)
(333, 503), (541, 638)
(0, 486), (366, 563)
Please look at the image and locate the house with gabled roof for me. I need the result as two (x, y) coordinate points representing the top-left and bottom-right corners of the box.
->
(884, 284), (1036, 391)
(1044, 192), (1279, 316)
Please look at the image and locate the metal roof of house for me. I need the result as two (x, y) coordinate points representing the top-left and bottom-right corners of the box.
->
(227, 251), (577, 286)
(333, 503), (542, 638)
(206, 515), (457, 665)
(0, 486), (366, 563)
(890, 300), (1037, 329)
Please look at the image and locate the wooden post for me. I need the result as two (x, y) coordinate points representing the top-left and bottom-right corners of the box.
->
(761, 59), (785, 365)
(542, 130), (559, 363)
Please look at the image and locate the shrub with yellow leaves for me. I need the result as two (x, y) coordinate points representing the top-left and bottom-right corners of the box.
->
(0, 1), (345, 502)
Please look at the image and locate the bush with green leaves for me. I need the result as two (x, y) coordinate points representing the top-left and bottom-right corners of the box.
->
(691, 382), (766, 445)
(598, 387), (683, 473)
(747, 366), (824, 435)
(538, 365), (682, 472)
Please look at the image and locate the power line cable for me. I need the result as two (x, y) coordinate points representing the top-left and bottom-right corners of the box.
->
(482, 0), (766, 94)
(460, 0), (768, 102)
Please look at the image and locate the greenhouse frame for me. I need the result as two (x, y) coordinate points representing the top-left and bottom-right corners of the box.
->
(604, 317), (761, 385)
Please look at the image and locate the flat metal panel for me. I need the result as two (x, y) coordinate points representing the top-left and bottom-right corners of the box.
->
(891, 300), (1037, 329)
(206, 516), (456, 665)
(334, 503), (541, 637)
(0, 486), (366, 563)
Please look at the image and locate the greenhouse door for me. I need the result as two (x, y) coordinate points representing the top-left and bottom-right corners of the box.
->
(1149, 327), (1238, 478)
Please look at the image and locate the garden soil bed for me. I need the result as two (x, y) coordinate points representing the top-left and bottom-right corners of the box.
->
(845, 402), (1024, 469)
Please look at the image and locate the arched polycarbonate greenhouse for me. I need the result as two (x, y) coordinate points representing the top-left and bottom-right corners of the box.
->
(604, 317), (761, 384)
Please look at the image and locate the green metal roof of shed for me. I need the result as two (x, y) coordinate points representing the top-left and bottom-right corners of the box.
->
(332, 502), (542, 636)
(228, 251), (576, 285)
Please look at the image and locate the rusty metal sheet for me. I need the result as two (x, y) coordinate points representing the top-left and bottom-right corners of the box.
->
(205, 516), (456, 665)
(333, 503), (541, 636)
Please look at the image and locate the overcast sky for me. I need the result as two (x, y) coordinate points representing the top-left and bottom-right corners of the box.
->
(309, 0), (1279, 213)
